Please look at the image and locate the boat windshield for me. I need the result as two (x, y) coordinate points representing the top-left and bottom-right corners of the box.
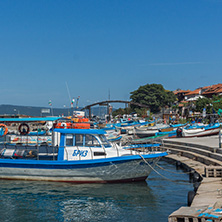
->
(65, 134), (112, 148)
(98, 134), (112, 148)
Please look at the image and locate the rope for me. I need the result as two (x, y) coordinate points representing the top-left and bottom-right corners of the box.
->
(138, 153), (192, 185)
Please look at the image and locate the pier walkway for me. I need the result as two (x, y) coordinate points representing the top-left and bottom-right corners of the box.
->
(159, 135), (222, 222)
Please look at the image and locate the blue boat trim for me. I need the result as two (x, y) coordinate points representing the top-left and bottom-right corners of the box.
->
(0, 152), (167, 169)
(108, 136), (122, 142)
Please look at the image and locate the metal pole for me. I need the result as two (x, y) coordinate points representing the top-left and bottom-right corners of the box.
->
(51, 107), (54, 116)
(219, 128), (222, 148)
(89, 108), (91, 119)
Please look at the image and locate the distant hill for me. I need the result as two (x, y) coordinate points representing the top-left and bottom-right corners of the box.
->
(0, 104), (108, 117)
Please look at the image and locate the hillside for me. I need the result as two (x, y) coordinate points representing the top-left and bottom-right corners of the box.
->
(0, 104), (108, 117)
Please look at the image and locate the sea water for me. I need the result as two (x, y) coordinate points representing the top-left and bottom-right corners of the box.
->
(0, 161), (193, 222)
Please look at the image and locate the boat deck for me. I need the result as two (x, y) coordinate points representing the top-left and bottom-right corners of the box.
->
(0, 143), (58, 160)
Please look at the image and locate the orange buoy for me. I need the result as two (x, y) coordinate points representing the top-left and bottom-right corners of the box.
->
(0, 124), (8, 136)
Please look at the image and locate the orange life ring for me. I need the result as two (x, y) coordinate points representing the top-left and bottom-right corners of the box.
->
(55, 122), (90, 129)
(0, 124), (8, 137)
(56, 122), (72, 129)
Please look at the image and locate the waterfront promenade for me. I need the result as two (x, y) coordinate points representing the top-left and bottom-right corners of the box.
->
(161, 134), (222, 221)
(166, 135), (220, 148)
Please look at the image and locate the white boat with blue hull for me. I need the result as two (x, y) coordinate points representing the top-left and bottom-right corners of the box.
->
(0, 128), (167, 183)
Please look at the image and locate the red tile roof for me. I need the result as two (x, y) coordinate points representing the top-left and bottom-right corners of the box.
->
(174, 90), (191, 95)
(201, 86), (210, 90)
(202, 83), (222, 95)
(174, 83), (222, 97)
(185, 89), (200, 96)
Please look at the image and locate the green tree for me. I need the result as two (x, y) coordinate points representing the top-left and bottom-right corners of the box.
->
(194, 96), (222, 114)
(212, 95), (222, 113)
(165, 90), (177, 107)
(134, 108), (150, 118)
(112, 107), (132, 117)
(195, 97), (211, 113)
(130, 84), (176, 113)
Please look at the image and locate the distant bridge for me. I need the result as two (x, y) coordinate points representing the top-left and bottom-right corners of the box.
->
(81, 100), (149, 117)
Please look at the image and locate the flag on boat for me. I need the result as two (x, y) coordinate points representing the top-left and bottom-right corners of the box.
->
(76, 96), (80, 108)
(71, 98), (75, 107)
(49, 100), (52, 106)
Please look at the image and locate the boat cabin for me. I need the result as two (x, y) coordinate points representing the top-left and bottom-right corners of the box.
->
(54, 128), (116, 161)
(0, 128), (130, 161)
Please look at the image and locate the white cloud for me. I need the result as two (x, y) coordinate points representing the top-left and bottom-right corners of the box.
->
(142, 62), (204, 66)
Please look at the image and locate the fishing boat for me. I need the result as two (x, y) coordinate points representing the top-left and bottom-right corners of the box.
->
(135, 123), (186, 138)
(0, 124), (167, 183)
(181, 123), (221, 138)
(105, 131), (122, 142)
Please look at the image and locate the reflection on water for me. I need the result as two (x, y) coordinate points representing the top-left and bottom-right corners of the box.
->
(0, 161), (193, 222)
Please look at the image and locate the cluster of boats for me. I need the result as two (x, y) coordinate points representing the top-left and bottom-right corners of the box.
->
(0, 115), (220, 184)
(134, 121), (221, 139)
(0, 116), (167, 183)
(100, 118), (222, 141)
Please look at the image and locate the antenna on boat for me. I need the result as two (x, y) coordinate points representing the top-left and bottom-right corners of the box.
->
(108, 89), (111, 122)
(108, 88), (110, 101)
(65, 82), (72, 107)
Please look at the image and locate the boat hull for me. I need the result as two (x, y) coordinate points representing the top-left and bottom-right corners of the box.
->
(135, 129), (159, 138)
(182, 128), (220, 138)
(0, 153), (166, 183)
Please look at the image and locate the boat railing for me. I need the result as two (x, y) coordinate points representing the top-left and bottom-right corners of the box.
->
(88, 146), (94, 159)
(64, 145), (69, 160)
(76, 146), (80, 161)
(0, 142), (59, 161)
(37, 145), (39, 160)
(122, 142), (162, 155)
(111, 143), (118, 156)
(101, 144), (107, 158)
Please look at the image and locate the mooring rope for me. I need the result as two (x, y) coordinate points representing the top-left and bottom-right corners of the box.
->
(138, 153), (192, 185)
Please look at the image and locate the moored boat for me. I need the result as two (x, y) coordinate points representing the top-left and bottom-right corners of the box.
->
(0, 124), (167, 183)
(181, 123), (220, 137)
(135, 123), (186, 138)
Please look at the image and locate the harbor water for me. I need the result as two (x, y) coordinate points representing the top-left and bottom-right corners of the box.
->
(0, 160), (193, 222)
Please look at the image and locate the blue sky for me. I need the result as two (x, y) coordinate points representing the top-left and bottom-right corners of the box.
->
(1, 0), (222, 109)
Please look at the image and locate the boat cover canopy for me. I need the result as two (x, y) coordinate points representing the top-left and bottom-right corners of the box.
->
(54, 128), (106, 135)
(0, 117), (62, 122)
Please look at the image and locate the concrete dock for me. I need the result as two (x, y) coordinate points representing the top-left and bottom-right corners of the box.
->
(159, 135), (222, 222)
